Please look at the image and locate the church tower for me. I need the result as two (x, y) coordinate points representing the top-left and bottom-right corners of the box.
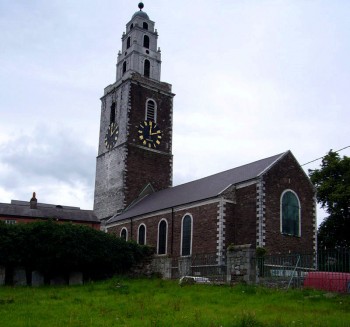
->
(94, 3), (174, 221)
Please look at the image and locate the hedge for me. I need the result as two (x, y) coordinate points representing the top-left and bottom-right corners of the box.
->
(0, 220), (152, 283)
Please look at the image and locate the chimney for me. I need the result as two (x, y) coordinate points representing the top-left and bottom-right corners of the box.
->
(30, 192), (37, 209)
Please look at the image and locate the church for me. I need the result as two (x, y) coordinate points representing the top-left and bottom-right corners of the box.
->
(93, 2), (317, 265)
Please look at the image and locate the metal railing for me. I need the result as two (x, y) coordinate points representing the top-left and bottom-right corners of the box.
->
(169, 252), (226, 281)
(256, 249), (350, 291)
(156, 248), (350, 292)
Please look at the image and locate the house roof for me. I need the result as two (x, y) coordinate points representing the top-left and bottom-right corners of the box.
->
(0, 201), (99, 224)
(108, 151), (288, 224)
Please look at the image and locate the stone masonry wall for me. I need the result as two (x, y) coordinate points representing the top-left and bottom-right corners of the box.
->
(226, 244), (257, 284)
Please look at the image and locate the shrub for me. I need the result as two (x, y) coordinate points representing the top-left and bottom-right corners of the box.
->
(0, 220), (152, 283)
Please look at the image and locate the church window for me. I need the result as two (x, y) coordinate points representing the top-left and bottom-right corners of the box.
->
(181, 214), (193, 256)
(120, 228), (128, 241)
(281, 190), (301, 237)
(122, 61), (127, 74)
(143, 22), (148, 30)
(144, 59), (150, 78)
(157, 219), (167, 255)
(138, 224), (146, 245)
(146, 99), (156, 122)
(143, 35), (150, 48)
(127, 37), (131, 49)
(130, 23), (134, 30)
(110, 102), (116, 123)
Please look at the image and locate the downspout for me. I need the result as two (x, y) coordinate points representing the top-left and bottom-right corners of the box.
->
(217, 198), (224, 265)
(130, 217), (133, 240)
(171, 207), (174, 255)
(256, 176), (265, 248)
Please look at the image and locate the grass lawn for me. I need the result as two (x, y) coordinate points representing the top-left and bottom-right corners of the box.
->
(0, 277), (349, 326)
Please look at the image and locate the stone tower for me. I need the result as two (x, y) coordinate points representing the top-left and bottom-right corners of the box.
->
(94, 3), (174, 221)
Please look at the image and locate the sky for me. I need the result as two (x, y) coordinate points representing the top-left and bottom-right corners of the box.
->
(0, 0), (349, 226)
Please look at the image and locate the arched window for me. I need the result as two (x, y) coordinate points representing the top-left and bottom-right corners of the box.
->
(146, 99), (156, 122)
(281, 190), (301, 236)
(122, 61), (126, 74)
(130, 23), (134, 30)
(127, 37), (131, 49)
(158, 219), (167, 255)
(143, 22), (148, 30)
(120, 228), (128, 241)
(143, 35), (150, 48)
(181, 214), (193, 256)
(144, 59), (150, 78)
(110, 102), (116, 123)
(138, 224), (146, 245)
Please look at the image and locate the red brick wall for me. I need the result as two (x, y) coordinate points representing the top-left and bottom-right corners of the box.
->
(125, 146), (172, 207)
(123, 80), (173, 207)
(128, 82), (173, 154)
(263, 152), (315, 254)
(108, 201), (220, 256)
(224, 202), (236, 247)
(233, 184), (259, 246)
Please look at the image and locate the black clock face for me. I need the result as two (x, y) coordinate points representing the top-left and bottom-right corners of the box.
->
(138, 120), (162, 149)
(104, 122), (119, 150)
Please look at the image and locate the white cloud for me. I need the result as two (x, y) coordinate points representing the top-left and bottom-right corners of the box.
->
(0, 126), (95, 208)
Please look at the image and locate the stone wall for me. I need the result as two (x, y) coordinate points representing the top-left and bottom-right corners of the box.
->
(226, 244), (257, 284)
(151, 256), (172, 279)
(0, 269), (83, 286)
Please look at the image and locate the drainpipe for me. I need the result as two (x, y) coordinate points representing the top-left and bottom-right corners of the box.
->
(130, 218), (133, 240)
(171, 207), (174, 255)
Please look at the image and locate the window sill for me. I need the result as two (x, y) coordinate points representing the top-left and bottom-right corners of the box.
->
(281, 232), (301, 238)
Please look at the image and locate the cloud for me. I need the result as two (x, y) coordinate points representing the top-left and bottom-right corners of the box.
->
(0, 125), (95, 208)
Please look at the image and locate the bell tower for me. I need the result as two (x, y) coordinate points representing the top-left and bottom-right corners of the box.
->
(94, 3), (174, 221)
(116, 2), (161, 82)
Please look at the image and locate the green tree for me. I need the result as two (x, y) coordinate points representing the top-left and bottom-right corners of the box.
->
(309, 150), (350, 249)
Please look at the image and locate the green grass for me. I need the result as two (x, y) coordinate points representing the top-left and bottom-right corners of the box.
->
(0, 278), (349, 326)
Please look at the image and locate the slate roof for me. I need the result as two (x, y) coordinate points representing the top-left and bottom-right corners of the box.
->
(0, 201), (99, 224)
(108, 151), (288, 224)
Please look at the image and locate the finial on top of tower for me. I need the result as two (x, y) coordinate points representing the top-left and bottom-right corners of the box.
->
(131, 3), (149, 20)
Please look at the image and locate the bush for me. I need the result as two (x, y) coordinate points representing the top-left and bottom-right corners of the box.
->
(0, 220), (152, 283)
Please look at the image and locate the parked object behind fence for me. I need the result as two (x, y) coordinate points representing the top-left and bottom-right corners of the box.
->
(304, 272), (350, 293)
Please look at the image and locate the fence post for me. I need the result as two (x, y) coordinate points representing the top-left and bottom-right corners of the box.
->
(178, 256), (191, 277)
(287, 255), (300, 289)
(226, 244), (256, 284)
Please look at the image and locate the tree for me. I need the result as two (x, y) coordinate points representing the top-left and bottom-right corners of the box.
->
(309, 150), (350, 249)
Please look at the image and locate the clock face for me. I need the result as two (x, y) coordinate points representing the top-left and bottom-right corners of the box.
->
(104, 122), (119, 150)
(138, 120), (162, 149)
